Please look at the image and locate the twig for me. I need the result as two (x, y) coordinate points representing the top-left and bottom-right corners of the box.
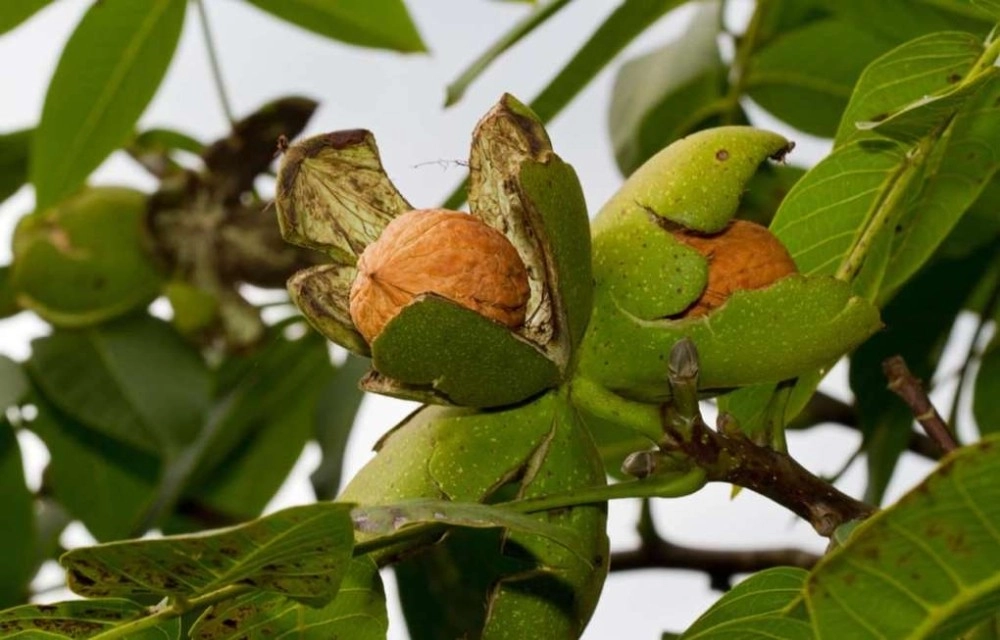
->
(787, 391), (941, 460)
(647, 339), (877, 537)
(610, 500), (820, 590)
(883, 355), (958, 454)
(195, 0), (235, 126)
(948, 268), (1000, 429)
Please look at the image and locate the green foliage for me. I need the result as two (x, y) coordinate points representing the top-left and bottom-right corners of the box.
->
(4, 1), (1000, 638)
(30, 0), (187, 209)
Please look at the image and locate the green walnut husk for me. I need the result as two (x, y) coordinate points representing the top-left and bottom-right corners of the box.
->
(580, 127), (882, 402)
(10, 187), (164, 326)
(276, 94), (592, 408)
(340, 391), (608, 639)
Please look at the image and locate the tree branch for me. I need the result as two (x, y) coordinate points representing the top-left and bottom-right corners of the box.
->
(637, 339), (877, 537)
(610, 500), (820, 590)
(788, 390), (941, 460)
(883, 355), (958, 454)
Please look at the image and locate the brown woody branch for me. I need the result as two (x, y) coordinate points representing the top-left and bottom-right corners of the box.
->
(883, 356), (958, 454)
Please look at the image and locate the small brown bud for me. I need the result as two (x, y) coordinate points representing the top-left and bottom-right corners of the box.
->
(349, 208), (530, 343)
(673, 220), (797, 317)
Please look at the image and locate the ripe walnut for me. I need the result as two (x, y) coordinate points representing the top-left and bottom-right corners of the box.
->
(349, 208), (530, 343)
(673, 219), (797, 317)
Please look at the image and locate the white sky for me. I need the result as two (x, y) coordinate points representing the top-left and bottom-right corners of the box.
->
(0, 1), (954, 637)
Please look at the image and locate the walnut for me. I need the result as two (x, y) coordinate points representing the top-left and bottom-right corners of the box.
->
(349, 209), (530, 343)
(673, 219), (798, 317)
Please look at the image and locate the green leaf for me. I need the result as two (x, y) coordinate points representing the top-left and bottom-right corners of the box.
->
(0, 420), (34, 607)
(445, 0), (572, 106)
(0, 0), (51, 35)
(243, 0), (426, 52)
(747, 19), (889, 137)
(609, 0), (727, 175)
(0, 266), (18, 319)
(370, 294), (561, 407)
(806, 434), (1000, 639)
(0, 599), (179, 639)
(27, 395), (158, 541)
(835, 31), (987, 147)
(0, 356), (27, 410)
(0, 129), (30, 206)
(62, 503), (355, 605)
(310, 355), (367, 500)
(31, 0), (186, 209)
(681, 567), (808, 638)
(126, 127), (204, 179)
(190, 557), (386, 640)
(28, 315), (211, 456)
(770, 139), (906, 279)
(880, 77), (1000, 294)
(974, 337), (1000, 436)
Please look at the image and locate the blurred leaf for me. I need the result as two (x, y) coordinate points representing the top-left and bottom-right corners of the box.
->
(0, 266), (17, 319)
(127, 127), (204, 179)
(835, 31), (987, 147)
(806, 434), (1000, 638)
(0, 356), (27, 410)
(681, 567), (808, 638)
(971, 0), (1000, 19)
(28, 394), (157, 541)
(0, 420), (34, 607)
(445, 0), (572, 106)
(190, 557), (386, 639)
(753, 0), (831, 48)
(28, 315), (211, 456)
(0, 129), (30, 206)
(0, 598), (179, 639)
(737, 163), (806, 227)
(609, 0), (726, 176)
(0, 0), (51, 35)
(819, 0), (994, 44)
(62, 503), (354, 605)
(310, 355), (366, 500)
(189, 330), (337, 519)
(243, 0), (426, 52)
(940, 177), (1000, 259)
(442, 0), (685, 208)
(850, 248), (990, 503)
(974, 337), (1000, 436)
(531, 0), (686, 123)
(31, 0), (186, 209)
(746, 19), (889, 137)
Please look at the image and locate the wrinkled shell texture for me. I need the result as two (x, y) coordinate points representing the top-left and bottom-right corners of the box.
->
(349, 209), (530, 342)
(674, 219), (797, 316)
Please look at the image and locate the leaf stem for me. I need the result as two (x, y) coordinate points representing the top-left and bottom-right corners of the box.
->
(720, 0), (771, 123)
(89, 584), (252, 640)
(195, 0), (235, 126)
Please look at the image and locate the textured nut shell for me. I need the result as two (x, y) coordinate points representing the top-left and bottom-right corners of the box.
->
(350, 209), (530, 342)
(673, 220), (798, 317)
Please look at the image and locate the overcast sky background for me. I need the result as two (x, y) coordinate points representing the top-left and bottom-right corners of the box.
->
(0, 1), (960, 637)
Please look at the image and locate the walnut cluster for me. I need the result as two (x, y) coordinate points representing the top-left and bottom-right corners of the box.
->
(673, 219), (798, 317)
(349, 209), (530, 342)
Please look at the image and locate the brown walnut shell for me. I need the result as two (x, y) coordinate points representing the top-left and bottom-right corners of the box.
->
(673, 219), (798, 317)
(349, 208), (530, 343)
